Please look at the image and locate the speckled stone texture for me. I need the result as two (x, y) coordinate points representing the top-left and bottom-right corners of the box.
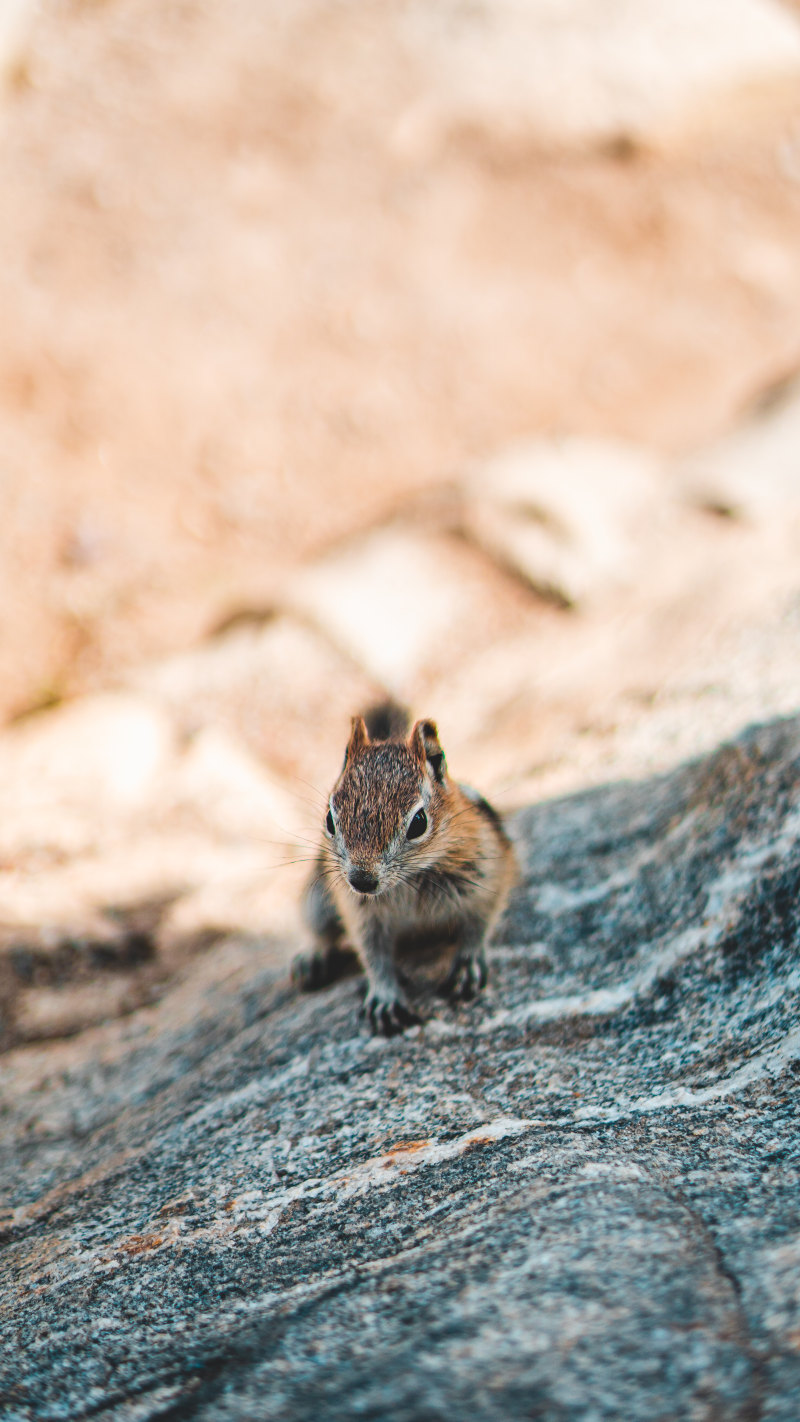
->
(3, 716), (800, 1421)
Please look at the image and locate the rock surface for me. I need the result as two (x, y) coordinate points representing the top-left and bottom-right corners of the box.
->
(3, 714), (800, 1419)
(679, 376), (800, 525)
(457, 436), (663, 606)
(400, 0), (800, 151)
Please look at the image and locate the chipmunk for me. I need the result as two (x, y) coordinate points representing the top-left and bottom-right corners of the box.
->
(292, 704), (515, 1036)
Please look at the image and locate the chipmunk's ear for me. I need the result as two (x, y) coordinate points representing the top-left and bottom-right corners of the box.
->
(410, 718), (446, 783)
(344, 714), (370, 766)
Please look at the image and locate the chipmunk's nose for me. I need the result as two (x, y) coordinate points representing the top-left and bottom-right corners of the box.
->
(349, 868), (379, 895)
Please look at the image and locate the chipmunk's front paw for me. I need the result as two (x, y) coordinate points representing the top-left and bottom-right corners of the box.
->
(437, 951), (488, 1002)
(360, 991), (421, 1037)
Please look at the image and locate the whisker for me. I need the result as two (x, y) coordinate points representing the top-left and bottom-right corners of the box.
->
(244, 829), (324, 854)
(286, 773), (329, 808)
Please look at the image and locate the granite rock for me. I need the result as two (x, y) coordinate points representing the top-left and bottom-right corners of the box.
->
(2, 715), (800, 1419)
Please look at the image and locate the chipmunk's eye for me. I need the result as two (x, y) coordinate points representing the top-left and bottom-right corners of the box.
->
(406, 808), (427, 840)
(325, 809), (335, 836)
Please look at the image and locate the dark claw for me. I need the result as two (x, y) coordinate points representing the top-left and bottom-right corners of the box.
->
(437, 952), (488, 1002)
(360, 993), (421, 1037)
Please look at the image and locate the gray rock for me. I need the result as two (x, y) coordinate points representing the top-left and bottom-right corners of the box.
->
(3, 715), (800, 1419)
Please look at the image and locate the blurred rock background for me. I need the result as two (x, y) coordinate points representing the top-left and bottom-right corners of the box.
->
(2, 0), (800, 1050)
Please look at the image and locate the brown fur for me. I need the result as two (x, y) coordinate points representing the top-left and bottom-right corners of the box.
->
(294, 707), (516, 1036)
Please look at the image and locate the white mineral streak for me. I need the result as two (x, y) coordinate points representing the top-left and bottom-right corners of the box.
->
(577, 1022), (800, 1123)
(216, 1116), (538, 1230)
(530, 817), (695, 913)
(35, 1117), (535, 1286)
(489, 800), (800, 1035)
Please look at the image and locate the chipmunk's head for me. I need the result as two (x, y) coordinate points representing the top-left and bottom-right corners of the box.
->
(324, 714), (448, 897)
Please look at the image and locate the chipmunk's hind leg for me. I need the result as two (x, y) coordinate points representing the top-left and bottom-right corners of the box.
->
(292, 940), (361, 992)
(292, 852), (361, 992)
